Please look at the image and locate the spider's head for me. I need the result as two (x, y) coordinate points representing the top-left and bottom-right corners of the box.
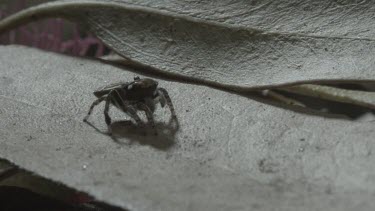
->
(132, 77), (158, 90)
(126, 77), (159, 99)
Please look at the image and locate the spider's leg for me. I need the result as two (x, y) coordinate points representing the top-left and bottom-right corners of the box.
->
(137, 102), (157, 135)
(83, 96), (107, 122)
(104, 92), (113, 135)
(154, 93), (166, 108)
(124, 104), (143, 126)
(157, 88), (176, 118)
(112, 89), (143, 126)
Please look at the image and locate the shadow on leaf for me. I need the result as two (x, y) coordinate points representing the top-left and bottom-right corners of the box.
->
(100, 58), (375, 120)
(85, 119), (179, 151)
(241, 89), (375, 120)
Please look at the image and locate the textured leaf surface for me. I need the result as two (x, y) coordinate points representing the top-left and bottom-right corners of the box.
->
(1, 0), (375, 90)
(1, 46), (375, 210)
(110, 0), (375, 38)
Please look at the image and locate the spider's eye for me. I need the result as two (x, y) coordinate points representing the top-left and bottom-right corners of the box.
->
(130, 82), (142, 89)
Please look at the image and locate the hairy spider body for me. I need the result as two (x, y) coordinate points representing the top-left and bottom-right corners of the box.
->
(83, 77), (176, 135)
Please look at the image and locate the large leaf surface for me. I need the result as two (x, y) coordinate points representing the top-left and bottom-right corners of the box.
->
(1, 0), (375, 90)
(112, 0), (375, 38)
(1, 46), (375, 210)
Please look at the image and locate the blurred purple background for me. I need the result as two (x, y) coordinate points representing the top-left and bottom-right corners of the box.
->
(0, 0), (109, 57)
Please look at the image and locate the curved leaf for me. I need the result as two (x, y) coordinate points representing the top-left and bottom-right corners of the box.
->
(0, 0), (375, 90)
(116, 0), (375, 38)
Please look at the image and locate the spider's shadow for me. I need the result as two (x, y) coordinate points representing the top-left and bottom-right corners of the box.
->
(237, 85), (375, 120)
(85, 119), (179, 150)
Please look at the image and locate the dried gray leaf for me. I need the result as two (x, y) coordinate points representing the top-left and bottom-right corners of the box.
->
(107, 0), (375, 38)
(1, 0), (375, 91)
(1, 46), (375, 211)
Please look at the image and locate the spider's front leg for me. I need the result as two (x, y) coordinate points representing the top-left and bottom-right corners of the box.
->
(83, 95), (107, 122)
(111, 90), (143, 127)
(137, 102), (157, 135)
(157, 88), (177, 119)
(103, 94), (113, 135)
(124, 104), (143, 126)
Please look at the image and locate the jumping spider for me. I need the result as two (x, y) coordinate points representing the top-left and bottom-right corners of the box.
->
(83, 76), (177, 135)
